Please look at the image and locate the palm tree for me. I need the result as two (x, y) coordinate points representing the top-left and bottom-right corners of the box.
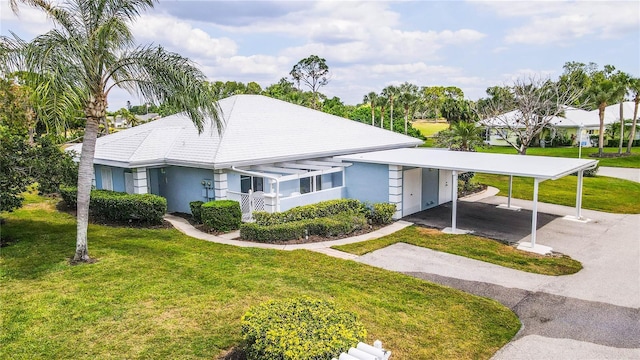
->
(3, 0), (221, 263)
(627, 77), (640, 154)
(613, 71), (630, 155)
(362, 92), (377, 126)
(382, 85), (398, 131)
(376, 95), (388, 129)
(434, 121), (483, 151)
(398, 82), (419, 134)
(587, 66), (618, 156)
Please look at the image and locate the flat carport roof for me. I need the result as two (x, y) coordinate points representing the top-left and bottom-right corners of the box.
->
(337, 148), (599, 253)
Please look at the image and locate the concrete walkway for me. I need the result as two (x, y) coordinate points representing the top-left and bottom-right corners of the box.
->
(164, 214), (412, 258)
(599, 166), (640, 182)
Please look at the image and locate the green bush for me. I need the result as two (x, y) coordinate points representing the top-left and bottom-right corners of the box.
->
(189, 201), (204, 223)
(58, 187), (167, 224)
(240, 212), (367, 243)
(90, 190), (167, 224)
(253, 199), (364, 226)
(201, 200), (241, 232)
(59, 186), (78, 209)
(241, 297), (366, 360)
(368, 203), (396, 225)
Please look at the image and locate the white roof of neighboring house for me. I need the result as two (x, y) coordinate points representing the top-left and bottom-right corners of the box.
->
(479, 110), (574, 128)
(338, 148), (598, 180)
(481, 101), (638, 129)
(69, 95), (423, 169)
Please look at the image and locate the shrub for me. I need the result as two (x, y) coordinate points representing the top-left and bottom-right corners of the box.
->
(189, 201), (204, 223)
(59, 186), (78, 209)
(368, 203), (396, 225)
(90, 190), (167, 224)
(240, 212), (367, 243)
(253, 199), (364, 226)
(241, 297), (366, 360)
(201, 200), (241, 232)
(58, 187), (167, 223)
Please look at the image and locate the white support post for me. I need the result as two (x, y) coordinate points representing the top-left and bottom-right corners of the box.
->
(530, 178), (539, 247)
(517, 177), (552, 255)
(498, 174), (521, 211)
(508, 175), (513, 208)
(451, 170), (458, 231)
(576, 169), (584, 219)
(388, 165), (403, 219)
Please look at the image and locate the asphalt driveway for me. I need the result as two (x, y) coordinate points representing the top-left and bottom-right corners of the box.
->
(403, 201), (559, 243)
(359, 196), (640, 359)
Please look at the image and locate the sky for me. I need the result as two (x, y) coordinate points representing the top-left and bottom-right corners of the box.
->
(1, 0), (639, 111)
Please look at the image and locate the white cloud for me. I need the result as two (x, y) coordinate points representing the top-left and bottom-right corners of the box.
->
(474, 0), (640, 45)
(132, 13), (238, 58)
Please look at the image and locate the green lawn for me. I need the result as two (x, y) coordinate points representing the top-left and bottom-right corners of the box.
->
(412, 121), (449, 137)
(0, 195), (520, 360)
(477, 146), (640, 168)
(475, 173), (640, 214)
(334, 227), (582, 276)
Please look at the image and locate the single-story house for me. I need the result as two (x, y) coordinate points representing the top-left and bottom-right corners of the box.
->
(481, 102), (639, 147)
(71, 94), (598, 252)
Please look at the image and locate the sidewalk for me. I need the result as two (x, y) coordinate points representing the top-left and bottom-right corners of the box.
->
(598, 166), (640, 182)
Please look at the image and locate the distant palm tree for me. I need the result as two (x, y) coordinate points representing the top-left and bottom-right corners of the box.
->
(3, 0), (221, 262)
(434, 121), (483, 151)
(376, 95), (388, 129)
(363, 92), (378, 126)
(398, 82), (419, 134)
(382, 85), (398, 131)
(587, 66), (618, 156)
(627, 77), (640, 154)
(613, 71), (630, 155)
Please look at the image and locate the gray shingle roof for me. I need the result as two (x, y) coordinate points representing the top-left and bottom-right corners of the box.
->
(72, 95), (423, 169)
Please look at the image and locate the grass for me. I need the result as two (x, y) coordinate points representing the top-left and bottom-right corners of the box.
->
(475, 173), (640, 214)
(412, 121), (449, 137)
(334, 226), (582, 276)
(0, 194), (520, 360)
(477, 146), (640, 168)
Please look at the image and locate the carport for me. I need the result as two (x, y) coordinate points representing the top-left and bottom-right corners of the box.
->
(338, 148), (598, 254)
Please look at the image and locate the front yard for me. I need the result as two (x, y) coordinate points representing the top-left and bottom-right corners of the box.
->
(0, 194), (520, 359)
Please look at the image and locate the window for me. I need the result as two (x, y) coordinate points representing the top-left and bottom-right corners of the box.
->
(299, 175), (322, 194)
(240, 175), (264, 193)
(101, 167), (113, 191)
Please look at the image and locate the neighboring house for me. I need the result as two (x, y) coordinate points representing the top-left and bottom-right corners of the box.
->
(71, 95), (461, 220)
(478, 110), (570, 147)
(480, 102), (639, 147)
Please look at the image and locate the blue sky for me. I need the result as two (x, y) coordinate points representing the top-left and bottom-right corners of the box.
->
(2, 0), (639, 111)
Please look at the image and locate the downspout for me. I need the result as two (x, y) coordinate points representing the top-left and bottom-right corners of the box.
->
(231, 166), (281, 213)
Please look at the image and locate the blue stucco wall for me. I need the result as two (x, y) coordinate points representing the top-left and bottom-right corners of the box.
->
(345, 162), (388, 204)
(160, 166), (215, 213)
(148, 168), (161, 195)
(227, 172), (241, 192)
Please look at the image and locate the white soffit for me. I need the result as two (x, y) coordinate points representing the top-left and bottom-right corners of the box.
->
(337, 148), (599, 180)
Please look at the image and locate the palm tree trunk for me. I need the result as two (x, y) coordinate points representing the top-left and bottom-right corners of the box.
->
(598, 105), (606, 156)
(627, 98), (639, 154)
(74, 95), (105, 262)
(404, 107), (409, 135)
(380, 106), (384, 128)
(390, 98), (394, 131)
(370, 104), (374, 126)
(618, 101), (624, 155)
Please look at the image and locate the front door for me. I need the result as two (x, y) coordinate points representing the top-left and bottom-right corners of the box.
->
(403, 168), (422, 216)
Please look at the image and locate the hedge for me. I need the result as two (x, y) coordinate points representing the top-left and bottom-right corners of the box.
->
(189, 201), (204, 223)
(59, 186), (167, 224)
(368, 203), (396, 225)
(253, 199), (364, 226)
(241, 297), (366, 360)
(201, 200), (241, 232)
(240, 212), (367, 243)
